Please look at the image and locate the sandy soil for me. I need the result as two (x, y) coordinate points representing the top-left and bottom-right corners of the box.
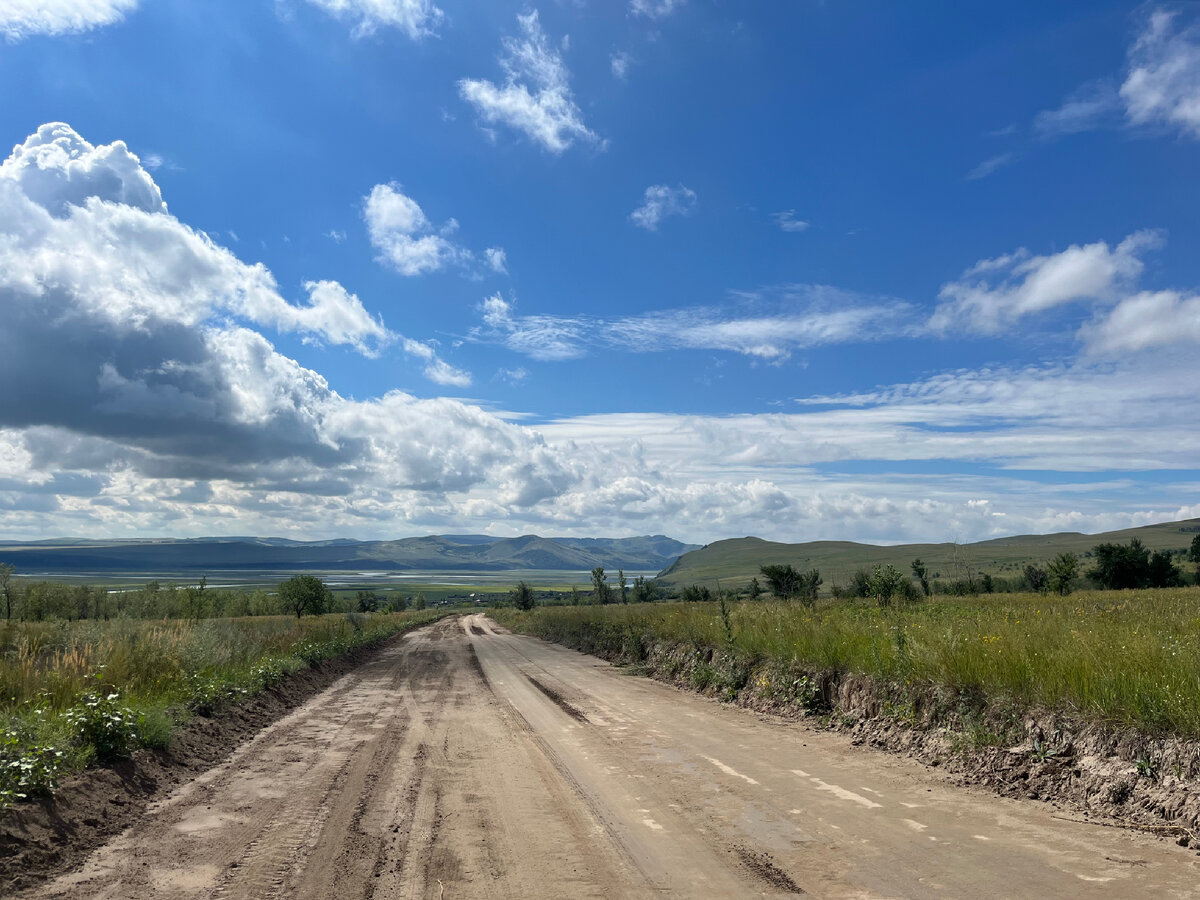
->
(14, 614), (1200, 898)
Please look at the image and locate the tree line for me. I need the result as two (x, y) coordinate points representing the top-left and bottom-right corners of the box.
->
(0, 567), (426, 622)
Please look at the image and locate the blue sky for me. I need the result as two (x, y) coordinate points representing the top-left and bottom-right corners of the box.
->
(1, 0), (1198, 544)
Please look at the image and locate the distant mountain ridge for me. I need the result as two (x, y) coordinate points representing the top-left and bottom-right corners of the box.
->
(0, 534), (699, 574)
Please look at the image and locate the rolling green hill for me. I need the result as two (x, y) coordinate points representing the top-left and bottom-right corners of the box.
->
(658, 518), (1200, 589)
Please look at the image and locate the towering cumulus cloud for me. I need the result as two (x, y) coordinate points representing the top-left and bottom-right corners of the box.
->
(0, 124), (583, 534)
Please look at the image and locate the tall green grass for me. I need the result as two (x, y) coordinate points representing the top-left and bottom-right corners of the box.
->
(0, 611), (446, 803)
(494, 588), (1200, 737)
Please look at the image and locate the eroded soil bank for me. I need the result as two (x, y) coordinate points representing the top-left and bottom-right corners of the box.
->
(535, 628), (1200, 844)
(0, 627), (418, 895)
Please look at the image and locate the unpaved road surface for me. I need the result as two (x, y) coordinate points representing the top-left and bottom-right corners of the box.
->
(22, 615), (1200, 898)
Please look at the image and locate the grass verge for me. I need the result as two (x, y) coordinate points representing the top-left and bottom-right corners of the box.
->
(491, 587), (1200, 739)
(0, 610), (447, 804)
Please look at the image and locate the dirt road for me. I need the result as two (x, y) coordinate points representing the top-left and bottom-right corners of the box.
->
(22, 614), (1199, 898)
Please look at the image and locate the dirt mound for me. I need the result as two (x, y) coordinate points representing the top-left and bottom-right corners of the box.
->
(0, 632), (409, 895)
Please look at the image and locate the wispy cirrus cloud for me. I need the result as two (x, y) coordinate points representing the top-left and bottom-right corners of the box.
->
(1122, 8), (1200, 138)
(0, 0), (137, 40)
(478, 295), (588, 361)
(1033, 80), (1121, 139)
(972, 9), (1200, 178)
(630, 183), (697, 230)
(966, 152), (1016, 180)
(771, 209), (810, 232)
(630, 0), (684, 19)
(459, 11), (601, 154)
(1031, 8), (1200, 141)
(301, 0), (442, 39)
(475, 286), (914, 362)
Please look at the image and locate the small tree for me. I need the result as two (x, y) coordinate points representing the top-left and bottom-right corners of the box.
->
(760, 564), (802, 601)
(1089, 540), (1151, 590)
(1046, 552), (1079, 596)
(511, 580), (536, 610)
(632, 575), (662, 604)
(591, 567), (612, 604)
(850, 569), (872, 599)
(413, 592), (427, 611)
(278, 575), (331, 619)
(747, 577), (761, 601)
(1023, 564), (1049, 594)
(911, 559), (931, 597)
(1148, 550), (1183, 588)
(799, 568), (822, 606)
(356, 590), (380, 613)
(869, 565), (906, 607)
(0, 563), (14, 622)
(618, 569), (628, 604)
(1190, 534), (1200, 584)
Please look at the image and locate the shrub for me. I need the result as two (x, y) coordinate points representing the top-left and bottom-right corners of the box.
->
(65, 688), (141, 761)
(0, 730), (63, 804)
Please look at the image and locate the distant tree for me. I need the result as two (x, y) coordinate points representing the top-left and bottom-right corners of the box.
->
(511, 580), (536, 610)
(760, 564), (802, 601)
(911, 559), (931, 597)
(1023, 564), (1049, 594)
(1046, 552), (1079, 596)
(413, 592), (427, 611)
(1147, 550), (1183, 588)
(680, 584), (712, 602)
(278, 575), (331, 619)
(850, 569), (873, 599)
(618, 569), (628, 604)
(183, 576), (207, 621)
(868, 565), (907, 607)
(799, 568), (822, 606)
(632, 575), (662, 604)
(356, 590), (380, 613)
(747, 577), (762, 601)
(1191, 534), (1200, 584)
(591, 567), (612, 604)
(980, 573), (995, 594)
(1089, 540), (1152, 590)
(0, 563), (13, 622)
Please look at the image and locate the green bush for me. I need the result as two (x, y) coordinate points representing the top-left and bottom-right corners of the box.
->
(0, 729), (63, 803)
(65, 688), (141, 761)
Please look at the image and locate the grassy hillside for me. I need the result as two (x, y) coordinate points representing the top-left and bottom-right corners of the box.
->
(659, 518), (1200, 589)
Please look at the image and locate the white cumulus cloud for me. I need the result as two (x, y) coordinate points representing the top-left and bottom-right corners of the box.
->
(363, 182), (499, 279)
(458, 11), (600, 154)
(1083, 290), (1200, 356)
(930, 231), (1159, 334)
